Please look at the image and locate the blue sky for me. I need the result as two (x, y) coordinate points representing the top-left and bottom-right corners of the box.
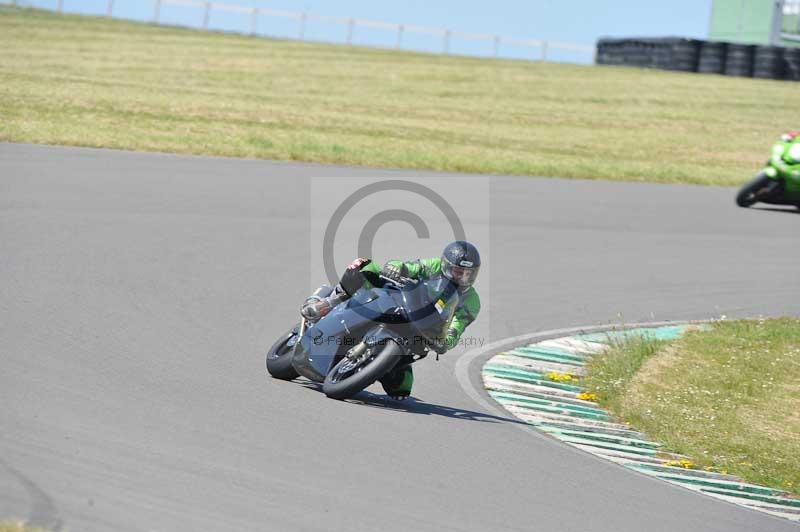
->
(17, 0), (714, 63)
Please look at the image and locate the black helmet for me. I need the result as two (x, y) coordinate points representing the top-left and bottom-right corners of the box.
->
(441, 241), (480, 287)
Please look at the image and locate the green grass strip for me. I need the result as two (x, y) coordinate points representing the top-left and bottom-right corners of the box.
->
(584, 318), (800, 497)
(0, 6), (795, 186)
(0, 522), (48, 532)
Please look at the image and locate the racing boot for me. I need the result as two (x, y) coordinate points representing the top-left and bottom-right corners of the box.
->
(380, 364), (414, 400)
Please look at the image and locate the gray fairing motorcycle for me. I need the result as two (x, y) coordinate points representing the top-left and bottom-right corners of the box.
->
(266, 276), (459, 400)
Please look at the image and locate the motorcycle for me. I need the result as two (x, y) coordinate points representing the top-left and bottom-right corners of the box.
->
(736, 138), (800, 209)
(266, 275), (459, 400)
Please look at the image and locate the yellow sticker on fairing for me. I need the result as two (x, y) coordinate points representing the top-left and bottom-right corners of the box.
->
(434, 299), (446, 314)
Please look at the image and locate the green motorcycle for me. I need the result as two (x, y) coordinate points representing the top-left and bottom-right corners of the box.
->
(736, 134), (800, 209)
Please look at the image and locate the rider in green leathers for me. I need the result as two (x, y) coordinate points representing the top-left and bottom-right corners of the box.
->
(301, 241), (481, 400)
(770, 131), (800, 179)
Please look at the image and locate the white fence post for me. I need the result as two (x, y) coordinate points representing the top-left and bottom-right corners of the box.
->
(250, 7), (258, 35)
(298, 12), (307, 40)
(202, 2), (211, 30)
(32, 1), (591, 64)
(346, 18), (354, 45)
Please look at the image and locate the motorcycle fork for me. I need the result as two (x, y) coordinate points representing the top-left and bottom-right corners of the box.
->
(290, 318), (307, 355)
(346, 341), (368, 360)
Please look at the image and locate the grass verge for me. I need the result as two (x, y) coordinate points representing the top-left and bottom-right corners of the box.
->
(583, 318), (800, 495)
(0, 6), (796, 185)
(0, 521), (47, 532)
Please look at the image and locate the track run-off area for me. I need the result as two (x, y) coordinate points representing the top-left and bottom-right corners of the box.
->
(1, 143), (799, 532)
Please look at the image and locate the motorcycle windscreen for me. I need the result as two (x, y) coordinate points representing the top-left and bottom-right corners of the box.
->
(399, 277), (460, 343)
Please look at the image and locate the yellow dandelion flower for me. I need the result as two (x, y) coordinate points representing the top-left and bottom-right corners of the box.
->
(546, 371), (577, 383)
(664, 459), (695, 469)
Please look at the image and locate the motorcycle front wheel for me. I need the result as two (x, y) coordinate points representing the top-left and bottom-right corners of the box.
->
(266, 324), (301, 380)
(736, 172), (776, 207)
(322, 340), (401, 400)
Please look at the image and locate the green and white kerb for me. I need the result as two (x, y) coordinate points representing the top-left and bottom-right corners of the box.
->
(482, 325), (800, 523)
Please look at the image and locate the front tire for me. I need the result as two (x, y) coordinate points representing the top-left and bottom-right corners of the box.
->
(322, 340), (401, 400)
(266, 325), (301, 380)
(736, 172), (773, 207)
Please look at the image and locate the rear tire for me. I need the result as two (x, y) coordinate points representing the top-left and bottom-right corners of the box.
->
(322, 340), (401, 400)
(266, 325), (301, 380)
(736, 172), (772, 208)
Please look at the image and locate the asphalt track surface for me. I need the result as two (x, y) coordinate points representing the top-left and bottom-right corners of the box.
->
(2, 143), (799, 532)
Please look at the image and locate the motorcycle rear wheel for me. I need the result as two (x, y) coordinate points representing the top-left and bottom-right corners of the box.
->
(266, 325), (301, 380)
(322, 340), (401, 400)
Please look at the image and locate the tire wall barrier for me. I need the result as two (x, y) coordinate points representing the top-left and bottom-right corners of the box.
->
(596, 37), (800, 81)
(785, 48), (800, 81)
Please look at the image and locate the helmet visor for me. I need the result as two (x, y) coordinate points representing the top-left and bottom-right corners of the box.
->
(441, 256), (479, 287)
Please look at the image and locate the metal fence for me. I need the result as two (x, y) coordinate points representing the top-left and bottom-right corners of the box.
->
(4, 0), (595, 63)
